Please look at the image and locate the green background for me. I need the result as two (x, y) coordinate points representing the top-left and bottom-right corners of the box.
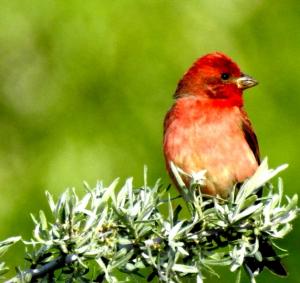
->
(1, 1), (299, 282)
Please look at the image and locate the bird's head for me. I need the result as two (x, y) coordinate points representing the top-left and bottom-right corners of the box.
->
(174, 52), (258, 106)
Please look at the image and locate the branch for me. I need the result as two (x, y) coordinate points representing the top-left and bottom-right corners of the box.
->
(5, 255), (77, 283)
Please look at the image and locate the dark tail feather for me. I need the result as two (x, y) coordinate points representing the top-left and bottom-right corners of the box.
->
(244, 239), (287, 277)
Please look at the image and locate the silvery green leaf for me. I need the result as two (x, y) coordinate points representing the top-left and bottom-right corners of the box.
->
(203, 256), (232, 266)
(172, 264), (198, 273)
(175, 215), (199, 238)
(254, 250), (262, 262)
(275, 210), (297, 225)
(109, 249), (134, 271)
(143, 165), (148, 188)
(125, 262), (136, 271)
(270, 194), (281, 210)
(0, 262), (9, 276)
(238, 159), (288, 203)
(59, 242), (68, 253)
(134, 260), (146, 269)
(190, 170), (207, 186)
(118, 238), (132, 245)
(238, 195), (258, 211)
(231, 203), (263, 222)
(269, 223), (292, 238)
(75, 193), (91, 212)
(39, 210), (48, 230)
(215, 220), (227, 227)
(116, 183), (129, 208)
(177, 246), (189, 256)
(129, 202), (141, 217)
(170, 162), (188, 188)
(285, 194), (298, 211)
(230, 244), (246, 271)
(52, 226), (60, 239)
(214, 199), (225, 216)
(100, 178), (119, 207)
(169, 221), (183, 242)
(30, 213), (38, 225)
(248, 238), (259, 256)
(163, 221), (171, 233)
(96, 257), (108, 272)
(0, 236), (21, 257)
(197, 274), (204, 283)
(76, 246), (95, 255)
(24, 272), (32, 282)
(33, 224), (43, 242)
(137, 225), (153, 238)
(45, 191), (56, 213)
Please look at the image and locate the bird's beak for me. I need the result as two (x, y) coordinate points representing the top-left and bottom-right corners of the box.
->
(236, 74), (258, 90)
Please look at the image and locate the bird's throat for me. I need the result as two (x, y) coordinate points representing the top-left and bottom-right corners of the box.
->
(211, 95), (244, 108)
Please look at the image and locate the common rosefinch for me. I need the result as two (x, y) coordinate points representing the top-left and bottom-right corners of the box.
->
(163, 52), (287, 276)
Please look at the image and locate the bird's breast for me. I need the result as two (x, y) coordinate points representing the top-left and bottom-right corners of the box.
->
(163, 98), (258, 197)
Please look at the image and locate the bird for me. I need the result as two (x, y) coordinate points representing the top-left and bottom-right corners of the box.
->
(163, 52), (287, 276)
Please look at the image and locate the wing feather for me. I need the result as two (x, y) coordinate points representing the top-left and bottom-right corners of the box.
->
(241, 109), (260, 164)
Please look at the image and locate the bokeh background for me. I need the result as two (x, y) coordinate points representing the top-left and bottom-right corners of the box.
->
(1, 0), (299, 282)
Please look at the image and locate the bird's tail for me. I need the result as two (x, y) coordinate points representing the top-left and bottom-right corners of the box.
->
(244, 238), (287, 277)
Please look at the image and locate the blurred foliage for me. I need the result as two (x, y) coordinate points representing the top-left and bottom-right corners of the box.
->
(0, 0), (299, 282)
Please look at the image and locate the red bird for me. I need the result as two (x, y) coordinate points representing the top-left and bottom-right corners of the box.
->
(163, 52), (287, 276)
(164, 52), (259, 197)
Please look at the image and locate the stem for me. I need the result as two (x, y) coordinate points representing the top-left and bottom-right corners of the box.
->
(235, 268), (242, 283)
(5, 254), (78, 283)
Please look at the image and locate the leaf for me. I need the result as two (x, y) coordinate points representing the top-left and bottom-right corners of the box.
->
(231, 203), (263, 222)
(45, 191), (56, 213)
(39, 210), (48, 231)
(0, 236), (21, 257)
(75, 194), (91, 212)
(109, 249), (134, 271)
(238, 195), (258, 211)
(172, 264), (199, 273)
(169, 221), (183, 242)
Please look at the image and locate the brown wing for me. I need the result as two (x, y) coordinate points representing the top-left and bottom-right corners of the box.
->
(241, 109), (260, 164)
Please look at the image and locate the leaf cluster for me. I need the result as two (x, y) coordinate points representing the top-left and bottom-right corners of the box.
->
(0, 160), (298, 283)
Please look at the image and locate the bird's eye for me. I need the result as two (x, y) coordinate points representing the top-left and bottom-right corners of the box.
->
(221, 73), (230, 80)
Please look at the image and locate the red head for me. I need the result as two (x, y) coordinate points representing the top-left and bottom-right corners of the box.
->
(174, 52), (257, 106)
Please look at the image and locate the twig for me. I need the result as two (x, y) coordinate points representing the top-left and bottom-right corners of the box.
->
(5, 254), (78, 283)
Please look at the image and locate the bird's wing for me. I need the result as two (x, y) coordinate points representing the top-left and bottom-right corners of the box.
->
(241, 109), (260, 164)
